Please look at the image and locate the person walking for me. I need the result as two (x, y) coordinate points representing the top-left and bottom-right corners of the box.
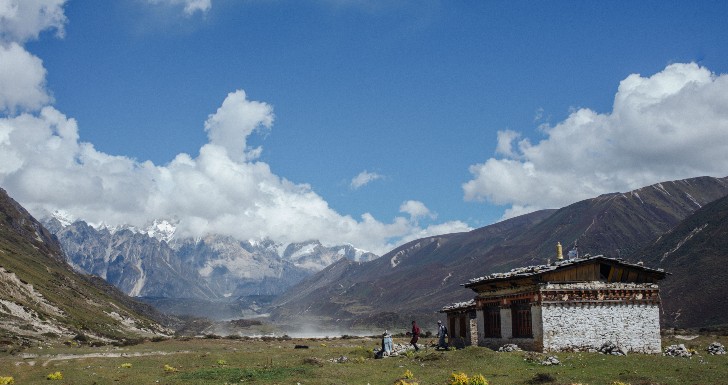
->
(436, 320), (448, 350)
(410, 320), (420, 351)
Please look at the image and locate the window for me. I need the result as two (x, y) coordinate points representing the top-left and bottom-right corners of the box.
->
(511, 302), (532, 338)
(483, 306), (501, 338)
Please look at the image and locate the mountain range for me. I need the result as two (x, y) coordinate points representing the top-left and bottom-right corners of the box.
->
(42, 216), (377, 319)
(270, 176), (728, 330)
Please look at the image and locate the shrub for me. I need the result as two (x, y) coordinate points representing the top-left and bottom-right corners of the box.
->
(216, 359), (228, 366)
(46, 372), (63, 380)
(163, 364), (178, 373)
(0, 377), (14, 385)
(470, 374), (489, 385)
(450, 372), (469, 385)
(403, 369), (414, 379)
(120, 363), (132, 368)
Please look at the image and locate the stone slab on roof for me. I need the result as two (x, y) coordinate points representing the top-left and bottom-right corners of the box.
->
(462, 255), (667, 287)
(440, 299), (475, 313)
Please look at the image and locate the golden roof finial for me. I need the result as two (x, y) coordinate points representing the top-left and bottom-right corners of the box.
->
(556, 242), (563, 260)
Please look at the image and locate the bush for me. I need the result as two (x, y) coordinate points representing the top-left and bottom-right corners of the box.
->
(470, 374), (489, 385)
(163, 364), (178, 373)
(0, 377), (14, 385)
(46, 372), (63, 380)
(120, 363), (132, 368)
(450, 372), (469, 385)
(403, 369), (414, 379)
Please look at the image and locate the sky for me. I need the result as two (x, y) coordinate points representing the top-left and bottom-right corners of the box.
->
(1, 0), (728, 254)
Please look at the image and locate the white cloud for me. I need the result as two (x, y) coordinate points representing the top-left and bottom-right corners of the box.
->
(0, 42), (51, 113)
(464, 62), (728, 220)
(204, 90), (273, 161)
(350, 170), (383, 190)
(0, 0), (65, 114)
(0, 0), (67, 43)
(0, 91), (466, 255)
(399, 200), (434, 220)
(494, 129), (521, 158)
(145, 0), (212, 16)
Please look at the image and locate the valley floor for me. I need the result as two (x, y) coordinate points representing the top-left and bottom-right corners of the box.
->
(1, 334), (727, 384)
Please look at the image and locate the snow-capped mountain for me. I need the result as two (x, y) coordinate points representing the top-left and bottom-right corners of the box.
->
(42, 214), (378, 308)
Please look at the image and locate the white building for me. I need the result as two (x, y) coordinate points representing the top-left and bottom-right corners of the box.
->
(442, 254), (667, 353)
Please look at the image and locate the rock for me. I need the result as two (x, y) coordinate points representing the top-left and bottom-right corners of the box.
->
(498, 344), (522, 352)
(541, 356), (560, 365)
(663, 344), (694, 357)
(598, 341), (626, 356)
(329, 355), (349, 363)
(707, 342), (726, 355)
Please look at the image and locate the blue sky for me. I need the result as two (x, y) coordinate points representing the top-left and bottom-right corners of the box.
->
(2, 0), (728, 254)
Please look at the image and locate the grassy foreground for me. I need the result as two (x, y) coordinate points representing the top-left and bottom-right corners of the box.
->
(1, 335), (726, 385)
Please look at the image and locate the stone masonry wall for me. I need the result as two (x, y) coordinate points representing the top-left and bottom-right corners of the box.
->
(541, 303), (661, 353)
(469, 317), (478, 346)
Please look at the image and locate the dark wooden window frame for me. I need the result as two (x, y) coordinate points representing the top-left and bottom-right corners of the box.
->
(483, 305), (501, 338)
(511, 301), (533, 338)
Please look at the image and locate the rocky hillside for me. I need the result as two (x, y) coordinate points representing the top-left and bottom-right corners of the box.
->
(0, 188), (169, 350)
(631, 194), (728, 329)
(271, 176), (728, 329)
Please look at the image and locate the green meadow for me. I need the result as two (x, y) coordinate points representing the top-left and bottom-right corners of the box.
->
(1, 334), (726, 385)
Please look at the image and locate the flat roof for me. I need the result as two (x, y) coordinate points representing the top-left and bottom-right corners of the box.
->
(462, 255), (667, 288)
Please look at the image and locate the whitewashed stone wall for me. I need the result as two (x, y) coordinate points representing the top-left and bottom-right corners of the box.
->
(541, 303), (661, 353)
(468, 317), (478, 346)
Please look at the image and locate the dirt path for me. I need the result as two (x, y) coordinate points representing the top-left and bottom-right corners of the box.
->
(15, 350), (192, 367)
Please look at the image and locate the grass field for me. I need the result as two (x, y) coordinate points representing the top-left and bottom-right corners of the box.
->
(1, 334), (726, 385)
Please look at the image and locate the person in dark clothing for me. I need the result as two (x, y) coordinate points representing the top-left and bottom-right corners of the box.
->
(410, 320), (420, 351)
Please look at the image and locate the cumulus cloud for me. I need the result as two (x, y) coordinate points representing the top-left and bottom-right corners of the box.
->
(464, 62), (728, 220)
(145, 0), (212, 16)
(204, 90), (273, 161)
(0, 0), (66, 114)
(0, 42), (51, 113)
(350, 170), (383, 190)
(0, 0), (67, 43)
(0, 91), (468, 254)
(399, 200), (434, 220)
(494, 129), (521, 158)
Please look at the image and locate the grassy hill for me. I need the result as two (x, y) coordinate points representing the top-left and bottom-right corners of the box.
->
(0, 188), (170, 351)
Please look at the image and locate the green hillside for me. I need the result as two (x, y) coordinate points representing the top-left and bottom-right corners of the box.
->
(0, 188), (169, 351)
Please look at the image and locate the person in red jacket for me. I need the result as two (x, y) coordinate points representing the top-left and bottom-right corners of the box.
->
(410, 320), (421, 351)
